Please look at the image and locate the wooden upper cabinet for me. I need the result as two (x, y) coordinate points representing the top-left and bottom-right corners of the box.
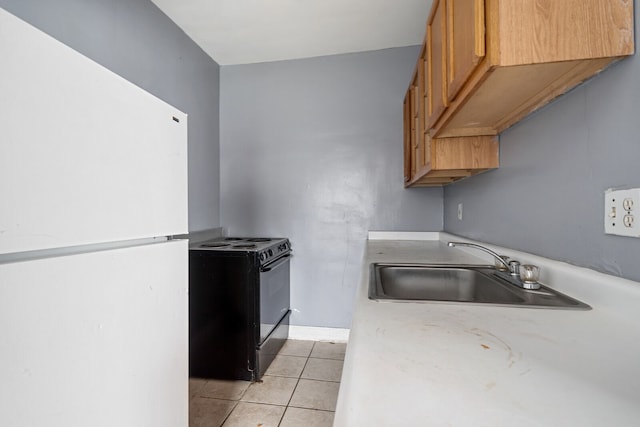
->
(403, 0), (633, 186)
(426, 0), (447, 127)
(446, 0), (485, 102)
(404, 43), (499, 188)
(426, 0), (634, 138)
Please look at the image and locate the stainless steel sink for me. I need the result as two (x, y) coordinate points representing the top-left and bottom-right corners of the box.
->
(369, 263), (591, 309)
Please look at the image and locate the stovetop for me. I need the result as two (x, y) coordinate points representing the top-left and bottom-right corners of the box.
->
(191, 237), (291, 265)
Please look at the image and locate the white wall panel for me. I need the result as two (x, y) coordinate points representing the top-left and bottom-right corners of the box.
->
(220, 48), (442, 328)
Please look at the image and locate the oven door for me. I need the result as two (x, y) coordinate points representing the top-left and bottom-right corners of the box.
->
(256, 253), (291, 379)
(258, 253), (291, 344)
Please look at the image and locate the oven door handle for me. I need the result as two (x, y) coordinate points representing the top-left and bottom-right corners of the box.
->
(260, 253), (292, 272)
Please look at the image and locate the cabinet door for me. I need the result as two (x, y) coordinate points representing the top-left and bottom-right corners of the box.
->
(446, 0), (486, 101)
(416, 54), (428, 172)
(427, 0), (447, 128)
(403, 91), (411, 183)
(422, 57), (432, 171)
(411, 84), (419, 177)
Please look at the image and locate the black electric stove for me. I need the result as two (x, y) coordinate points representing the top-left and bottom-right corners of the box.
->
(189, 237), (292, 381)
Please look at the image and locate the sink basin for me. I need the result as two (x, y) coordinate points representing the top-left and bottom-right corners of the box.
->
(369, 263), (590, 309)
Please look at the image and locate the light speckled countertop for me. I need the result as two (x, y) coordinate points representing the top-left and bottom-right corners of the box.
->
(334, 233), (640, 426)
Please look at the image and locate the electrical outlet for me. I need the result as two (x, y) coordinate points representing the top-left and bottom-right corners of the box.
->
(605, 188), (640, 237)
(458, 203), (463, 221)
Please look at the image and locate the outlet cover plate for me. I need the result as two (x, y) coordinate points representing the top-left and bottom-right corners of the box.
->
(605, 188), (640, 237)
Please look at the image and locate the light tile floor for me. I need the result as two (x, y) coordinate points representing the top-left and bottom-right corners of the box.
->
(189, 340), (346, 427)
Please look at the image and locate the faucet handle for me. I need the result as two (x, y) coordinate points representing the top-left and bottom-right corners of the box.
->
(508, 260), (521, 276)
(495, 255), (510, 271)
(519, 264), (540, 284)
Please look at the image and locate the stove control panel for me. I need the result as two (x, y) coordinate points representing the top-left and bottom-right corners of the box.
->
(277, 242), (290, 252)
(259, 240), (291, 264)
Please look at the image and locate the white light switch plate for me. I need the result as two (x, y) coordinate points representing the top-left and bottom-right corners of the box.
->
(605, 188), (640, 237)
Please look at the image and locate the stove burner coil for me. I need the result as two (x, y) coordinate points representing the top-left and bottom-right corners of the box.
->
(233, 244), (257, 249)
(200, 243), (231, 248)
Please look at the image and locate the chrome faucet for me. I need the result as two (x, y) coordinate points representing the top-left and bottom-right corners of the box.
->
(447, 241), (540, 290)
(447, 242), (510, 270)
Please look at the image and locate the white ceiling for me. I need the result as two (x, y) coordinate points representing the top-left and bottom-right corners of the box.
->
(150, 0), (432, 65)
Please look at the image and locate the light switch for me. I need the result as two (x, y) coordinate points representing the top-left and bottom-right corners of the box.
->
(605, 188), (640, 237)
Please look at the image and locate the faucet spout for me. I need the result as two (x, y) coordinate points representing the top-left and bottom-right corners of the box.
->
(447, 241), (510, 271)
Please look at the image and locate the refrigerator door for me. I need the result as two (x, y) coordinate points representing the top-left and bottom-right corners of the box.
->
(0, 240), (188, 427)
(0, 9), (188, 255)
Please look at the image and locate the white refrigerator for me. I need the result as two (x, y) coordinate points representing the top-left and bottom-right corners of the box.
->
(0, 8), (189, 427)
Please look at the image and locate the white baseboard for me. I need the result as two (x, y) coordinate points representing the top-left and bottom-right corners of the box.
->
(289, 326), (350, 342)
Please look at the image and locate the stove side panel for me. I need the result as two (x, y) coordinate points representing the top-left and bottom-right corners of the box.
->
(188, 251), (258, 381)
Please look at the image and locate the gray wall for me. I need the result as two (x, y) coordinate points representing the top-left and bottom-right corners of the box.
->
(443, 5), (640, 283)
(0, 0), (221, 231)
(220, 47), (443, 328)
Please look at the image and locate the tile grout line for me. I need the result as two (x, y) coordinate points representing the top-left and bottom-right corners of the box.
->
(292, 378), (342, 384)
(300, 355), (344, 384)
(277, 341), (316, 427)
(217, 400), (239, 427)
(189, 340), (344, 427)
(196, 395), (249, 403)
